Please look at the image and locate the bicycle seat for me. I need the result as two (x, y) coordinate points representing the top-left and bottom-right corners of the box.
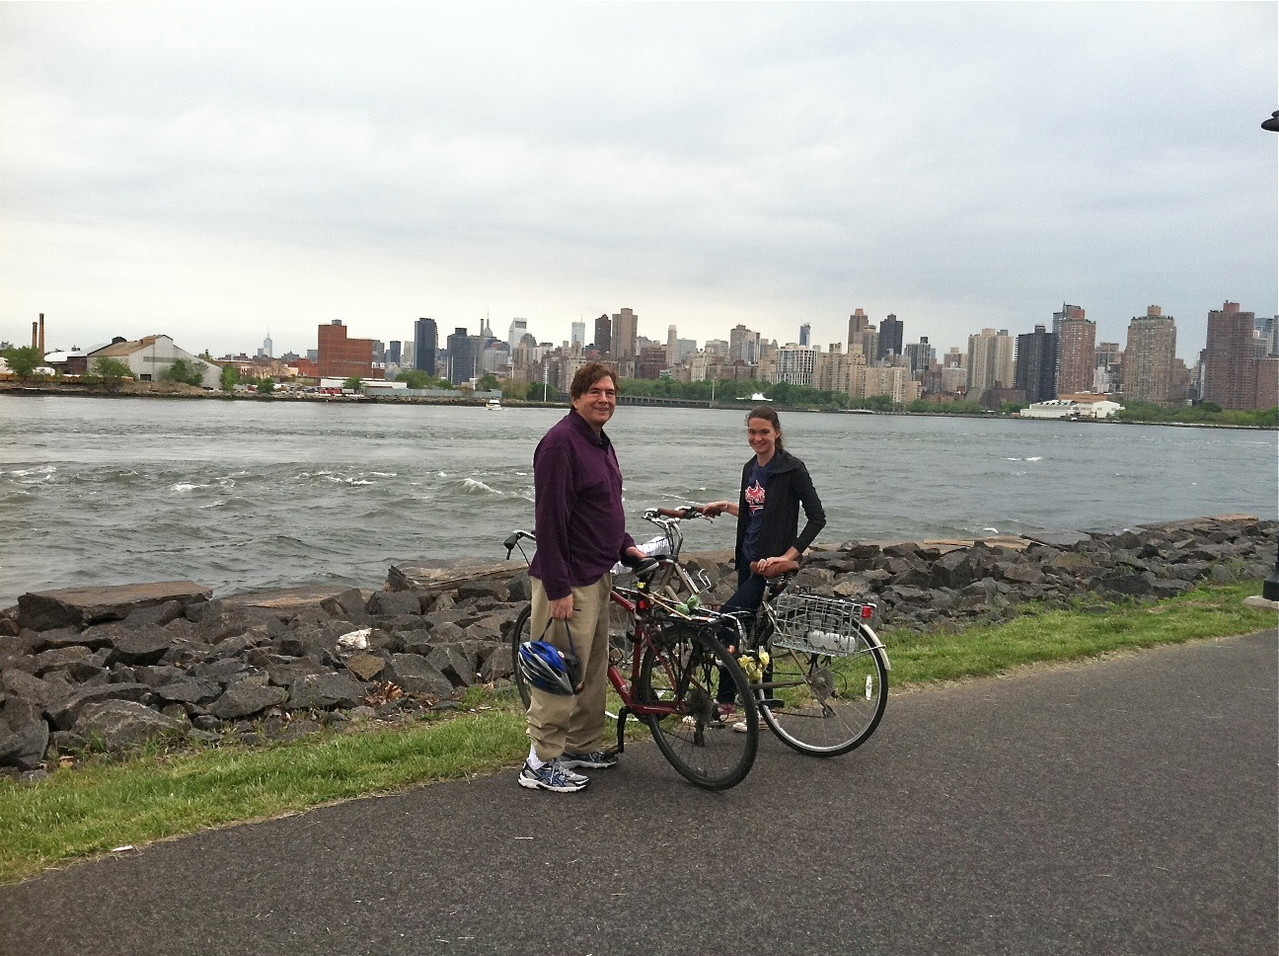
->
(750, 558), (801, 578)
(632, 557), (663, 579)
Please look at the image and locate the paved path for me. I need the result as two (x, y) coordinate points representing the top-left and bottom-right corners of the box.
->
(4, 630), (1275, 956)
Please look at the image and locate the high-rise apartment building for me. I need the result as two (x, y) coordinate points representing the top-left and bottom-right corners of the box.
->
(1015, 325), (1058, 403)
(612, 308), (638, 359)
(1203, 301), (1258, 409)
(775, 344), (817, 386)
(847, 308), (878, 363)
(902, 336), (935, 375)
(799, 323), (811, 347)
(593, 314), (611, 354)
(729, 324), (760, 365)
(317, 320), (380, 379)
(1122, 306), (1177, 404)
(445, 326), (478, 385)
(877, 314), (904, 362)
(1055, 307), (1097, 395)
(966, 329), (1015, 394)
(414, 318), (438, 375)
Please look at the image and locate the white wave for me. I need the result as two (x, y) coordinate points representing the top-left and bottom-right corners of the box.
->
(10, 465), (57, 478)
(170, 482), (209, 492)
(459, 478), (500, 495)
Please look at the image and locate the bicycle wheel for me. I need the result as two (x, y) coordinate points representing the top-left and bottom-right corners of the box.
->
(637, 622), (758, 790)
(759, 626), (889, 757)
(509, 604), (535, 711)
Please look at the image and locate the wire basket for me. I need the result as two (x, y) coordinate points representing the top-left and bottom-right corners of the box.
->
(769, 591), (875, 657)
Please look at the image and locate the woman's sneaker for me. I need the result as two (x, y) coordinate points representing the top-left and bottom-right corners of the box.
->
(518, 759), (589, 792)
(560, 749), (619, 769)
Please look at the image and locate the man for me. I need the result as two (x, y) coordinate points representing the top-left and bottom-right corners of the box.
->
(520, 362), (646, 793)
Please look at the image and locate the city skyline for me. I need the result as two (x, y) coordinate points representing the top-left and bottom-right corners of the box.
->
(2, 4), (1274, 363)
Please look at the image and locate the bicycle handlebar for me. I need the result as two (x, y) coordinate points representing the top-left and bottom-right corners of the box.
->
(645, 505), (708, 521)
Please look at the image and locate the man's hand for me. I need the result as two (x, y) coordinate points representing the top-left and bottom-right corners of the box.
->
(549, 595), (575, 620)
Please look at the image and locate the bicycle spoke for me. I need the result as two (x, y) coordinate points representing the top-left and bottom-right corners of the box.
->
(638, 622), (757, 790)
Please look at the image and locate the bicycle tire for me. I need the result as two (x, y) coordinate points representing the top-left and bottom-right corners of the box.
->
(758, 626), (889, 757)
(509, 604), (535, 711)
(637, 621), (758, 790)
(508, 602), (635, 720)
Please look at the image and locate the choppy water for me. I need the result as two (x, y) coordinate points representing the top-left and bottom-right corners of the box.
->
(2, 395), (1275, 607)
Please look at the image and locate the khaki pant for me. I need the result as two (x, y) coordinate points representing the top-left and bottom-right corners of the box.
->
(526, 573), (612, 762)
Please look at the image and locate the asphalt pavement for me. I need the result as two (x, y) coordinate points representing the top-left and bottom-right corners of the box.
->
(3, 629), (1275, 956)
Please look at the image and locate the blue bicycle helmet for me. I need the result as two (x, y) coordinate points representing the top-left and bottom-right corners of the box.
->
(517, 640), (582, 696)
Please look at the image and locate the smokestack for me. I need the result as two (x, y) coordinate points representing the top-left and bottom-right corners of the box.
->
(38, 313), (45, 355)
(31, 321), (38, 349)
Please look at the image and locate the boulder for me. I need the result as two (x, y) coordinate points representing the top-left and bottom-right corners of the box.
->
(17, 581), (212, 631)
(0, 719), (50, 771)
(209, 679), (289, 720)
(75, 700), (187, 751)
(47, 683), (154, 731)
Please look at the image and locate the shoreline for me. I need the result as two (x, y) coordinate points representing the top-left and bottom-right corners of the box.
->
(2, 382), (1274, 430)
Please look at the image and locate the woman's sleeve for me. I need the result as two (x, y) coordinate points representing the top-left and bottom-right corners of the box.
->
(792, 463), (826, 554)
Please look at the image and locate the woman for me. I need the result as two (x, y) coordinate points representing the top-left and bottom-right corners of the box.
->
(702, 406), (826, 723)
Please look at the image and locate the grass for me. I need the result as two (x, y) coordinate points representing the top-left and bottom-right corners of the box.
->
(1, 580), (1273, 885)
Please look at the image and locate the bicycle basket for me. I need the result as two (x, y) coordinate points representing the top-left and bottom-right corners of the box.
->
(769, 592), (877, 657)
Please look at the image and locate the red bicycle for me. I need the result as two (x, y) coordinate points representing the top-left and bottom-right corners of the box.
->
(505, 508), (759, 790)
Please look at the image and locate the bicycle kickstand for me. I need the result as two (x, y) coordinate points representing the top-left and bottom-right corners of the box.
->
(615, 706), (629, 753)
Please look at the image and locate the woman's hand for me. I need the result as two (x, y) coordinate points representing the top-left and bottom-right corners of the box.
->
(702, 500), (737, 518)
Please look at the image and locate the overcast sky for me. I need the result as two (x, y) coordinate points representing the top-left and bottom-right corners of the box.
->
(2, 1), (1275, 364)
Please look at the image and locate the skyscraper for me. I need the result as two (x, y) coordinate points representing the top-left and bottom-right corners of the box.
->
(1015, 325), (1058, 403)
(967, 328), (1015, 393)
(1055, 306), (1096, 395)
(572, 321), (586, 348)
(593, 314), (611, 354)
(1203, 301), (1257, 409)
(799, 323), (811, 347)
(414, 318), (438, 375)
(612, 307), (638, 359)
(508, 318), (529, 354)
(847, 309), (877, 363)
(445, 326), (477, 385)
(1123, 306), (1177, 404)
(877, 314), (904, 362)
(729, 324), (760, 365)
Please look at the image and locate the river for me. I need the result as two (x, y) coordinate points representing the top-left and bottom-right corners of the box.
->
(1, 395), (1274, 608)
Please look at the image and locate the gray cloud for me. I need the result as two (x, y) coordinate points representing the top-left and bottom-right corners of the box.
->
(1, 2), (1273, 360)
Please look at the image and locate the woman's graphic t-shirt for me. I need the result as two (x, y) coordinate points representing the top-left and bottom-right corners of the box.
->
(741, 459), (774, 562)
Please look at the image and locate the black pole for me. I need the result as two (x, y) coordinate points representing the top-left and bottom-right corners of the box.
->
(1262, 111), (1278, 598)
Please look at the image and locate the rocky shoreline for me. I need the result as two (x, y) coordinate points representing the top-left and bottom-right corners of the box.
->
(1, 514), (1274, 781)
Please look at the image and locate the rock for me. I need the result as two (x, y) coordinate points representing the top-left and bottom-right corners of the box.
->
(384, 654), (454, 699)
(47, 683), (153, 731)
(0, 719), (50, 770)
(286, 673), (365, 710)
(75, 700), (187, 751)
(367, 590), (423, 616)
(107, 624), (176, 666)
(17, 581), (212, 631)
(209, 680), (289, 720)
(345, 653), (387, 681)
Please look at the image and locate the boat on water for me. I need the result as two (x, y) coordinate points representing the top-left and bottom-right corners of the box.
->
(485, 398), (503, 411)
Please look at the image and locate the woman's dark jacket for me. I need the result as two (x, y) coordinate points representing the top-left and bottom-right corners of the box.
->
(732, 448), (826, 563)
